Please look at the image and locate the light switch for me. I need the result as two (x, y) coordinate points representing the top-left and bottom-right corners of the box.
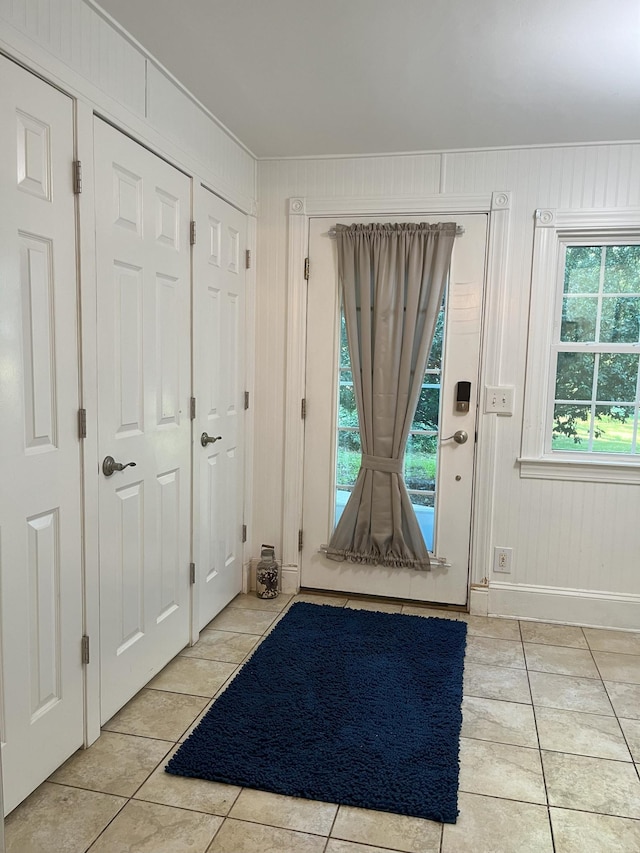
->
(485, 386), (515, 416)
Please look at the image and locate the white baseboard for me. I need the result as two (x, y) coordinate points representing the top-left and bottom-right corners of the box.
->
(280, 567), (300, 595)
(489, 581), (640, 631)
(242, 561), (252, 594)
(469, 585), (489, 616)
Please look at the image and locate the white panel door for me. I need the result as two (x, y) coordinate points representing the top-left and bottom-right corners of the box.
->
(301, 215), (487, 605)
(193, 187), (246, 631)
(0, 55), (84, 813)
(94, 119), (191, 723)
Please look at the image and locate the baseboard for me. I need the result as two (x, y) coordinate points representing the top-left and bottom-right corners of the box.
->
(489, 581), (640, 631)
(469, 585), (489, 616)
(242, 561), (252, 594)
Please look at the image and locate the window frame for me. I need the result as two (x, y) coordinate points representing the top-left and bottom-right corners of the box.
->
(519, 208), (640, 484)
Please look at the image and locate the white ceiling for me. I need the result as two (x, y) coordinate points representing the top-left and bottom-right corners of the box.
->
(97, 0), (640, 159)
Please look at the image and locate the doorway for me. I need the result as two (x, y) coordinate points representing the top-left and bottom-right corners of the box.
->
(301, 214), (487, 605)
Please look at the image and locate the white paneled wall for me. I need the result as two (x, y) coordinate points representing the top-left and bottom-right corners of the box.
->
(255, 144), (640, 620)
(0, 0), (147, 115)
(0, 0), (256, 210)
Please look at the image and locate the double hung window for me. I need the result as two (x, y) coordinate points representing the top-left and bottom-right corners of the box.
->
(521, 209), (640, 482)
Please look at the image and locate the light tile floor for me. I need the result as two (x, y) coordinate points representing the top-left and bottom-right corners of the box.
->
(6, 592), (640, 852)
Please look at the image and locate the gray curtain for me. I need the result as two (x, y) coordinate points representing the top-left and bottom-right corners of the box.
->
(326, 222), (456, 570)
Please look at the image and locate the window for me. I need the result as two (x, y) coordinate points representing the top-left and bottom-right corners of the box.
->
(551, 244), (640, 454)
(520, 209), (640, 483)
(335, 302), (446, 551)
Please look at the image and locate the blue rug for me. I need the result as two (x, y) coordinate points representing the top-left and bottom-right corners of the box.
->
(166, 602), (467, 823)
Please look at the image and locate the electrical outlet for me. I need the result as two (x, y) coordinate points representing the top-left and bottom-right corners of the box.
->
(493, 546), (513, 573)
(485, 386), (515, 416)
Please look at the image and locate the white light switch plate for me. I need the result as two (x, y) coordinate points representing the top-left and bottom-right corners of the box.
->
(485, 386), (515, 416)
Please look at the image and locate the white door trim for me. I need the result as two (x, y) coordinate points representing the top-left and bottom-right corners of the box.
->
(242, 214), (258, 592)
(76, 100), (101, 747)
(283, 192), (512, 595)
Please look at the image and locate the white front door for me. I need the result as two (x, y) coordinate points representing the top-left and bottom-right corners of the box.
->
(0, 55), (84, 813)
(301, 214), (487, 605)
(193, 188), (246, 632)
(94, 119), (192, 723)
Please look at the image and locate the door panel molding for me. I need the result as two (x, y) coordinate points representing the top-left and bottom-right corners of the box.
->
(283, 192), (512, 594)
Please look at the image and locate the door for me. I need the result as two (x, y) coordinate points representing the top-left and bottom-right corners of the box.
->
(94, 119), (192, 723)
(301, 214), (487, 605)
(0, 55), (84, 812)
(193, 187), (246, 632)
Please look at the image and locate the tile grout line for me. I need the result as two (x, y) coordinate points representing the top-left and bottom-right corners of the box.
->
(321, 803), (340, 852)
(519, 621), (558, 853)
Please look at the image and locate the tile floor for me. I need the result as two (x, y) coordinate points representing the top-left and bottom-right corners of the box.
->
(6, 592), (640, 852)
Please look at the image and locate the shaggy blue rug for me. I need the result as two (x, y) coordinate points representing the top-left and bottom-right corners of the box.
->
(166, 602), (467, 823)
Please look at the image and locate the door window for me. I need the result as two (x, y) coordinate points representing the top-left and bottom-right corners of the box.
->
(335, 300), (446, 552)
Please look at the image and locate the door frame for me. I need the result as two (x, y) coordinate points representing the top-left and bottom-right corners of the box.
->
(283, 192), (512, 601)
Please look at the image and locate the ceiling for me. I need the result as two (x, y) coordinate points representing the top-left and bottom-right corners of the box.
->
(97, 0), (640, 159)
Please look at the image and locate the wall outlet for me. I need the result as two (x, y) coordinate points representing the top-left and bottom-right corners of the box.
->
(493, 546), (513, 573)
(485, 386), (515, 416)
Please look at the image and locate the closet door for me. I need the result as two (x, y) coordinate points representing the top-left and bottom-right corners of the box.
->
(193, 187), (247, 631)
(94, 120), (192, 723)
(0, 55), (84, 813)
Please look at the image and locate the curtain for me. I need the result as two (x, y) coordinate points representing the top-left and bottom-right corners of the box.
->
(326, 222), (456, 571)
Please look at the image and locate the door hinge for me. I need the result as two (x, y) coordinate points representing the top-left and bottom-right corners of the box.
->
(242, 523), (247, 543)
(190, 397), (196, 420)
(304, 257), (310, 280)
(78, 408), (87, 439)
(298, 530), (303, 551)
(81, 635), (90, 665)
(190, 562), (196, 584)
(301, 398), (306, 419)
(245, 249), (251, 269)
(73, 160), (82, 194)
(244, 391), (249, 410)
(190, 221), (197, 245)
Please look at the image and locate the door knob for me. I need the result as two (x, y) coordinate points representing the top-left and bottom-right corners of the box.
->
(440, 429), (468, 445)
(102, 456), (137, 476)
(201, 432), (222, 447)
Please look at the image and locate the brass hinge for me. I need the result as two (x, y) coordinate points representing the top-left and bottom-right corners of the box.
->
(298, 530), (303, 551)
(190, 562), (196, 584)
(242, 524), (247, 543)
(73, 160), (82, 194)
(78, 408), (87, 439)
(301, 398), (306, 419)
(190, 221), (197, 245)
(190, 397), (196, 420)
(81, 635), (90, 665)
(245, 249), (251, 269)
(244, 391), (249, 410)
(304, 258), (310, 280)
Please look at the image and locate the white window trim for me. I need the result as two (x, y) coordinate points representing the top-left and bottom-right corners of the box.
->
(519, 207), (640, 485)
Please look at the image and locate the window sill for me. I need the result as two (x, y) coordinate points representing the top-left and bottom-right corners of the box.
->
(518, 455), (640, 485)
